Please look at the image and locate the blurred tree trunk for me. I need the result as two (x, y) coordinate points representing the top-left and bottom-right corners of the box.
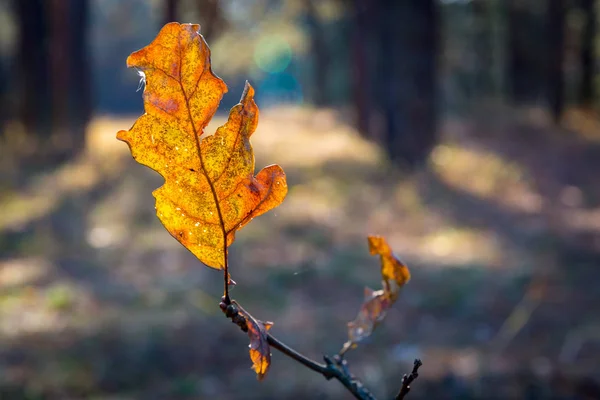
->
(507, 0), (546, 104)
(14, 0), (90, 164)
(48, 0), (90, 160)
(0, 47), (8, 136)
(195, 0), (226, 43)
(305, 0), (329, 106)
(472, 0), (493, 99)
(14, 0), (51, 140)
(69, 0), (91, 146)
(508, 1), (531, 103)
(164, 0), (178, 24)
(378, 0), (438, 168)
(507, 0), (522, 102)
(490, 0), (508, 101)
(579, 0), (596, 107)
(546, 0), (566, 122)
(377, 0), (394, 148)
(49, 0), (69, 142)
(351, 0), (370, 136)
(165, 0), (225, 41)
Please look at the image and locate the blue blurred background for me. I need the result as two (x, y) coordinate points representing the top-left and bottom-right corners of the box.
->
(1, 0), (600, 399)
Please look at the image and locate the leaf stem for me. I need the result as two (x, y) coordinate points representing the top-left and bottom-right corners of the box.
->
(223, 250), (230, 303)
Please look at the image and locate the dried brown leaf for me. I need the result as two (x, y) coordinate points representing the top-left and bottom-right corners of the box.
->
(347, 287), (393, 344)
(236, 303), (273, 380)
(368, 235), (410, 298)
(343, 236), (411, 351)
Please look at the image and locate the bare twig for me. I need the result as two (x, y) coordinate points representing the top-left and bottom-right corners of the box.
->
(220, 297), (422, 400)
(338, 340), (353, 358)
(395, 359), (423, 400)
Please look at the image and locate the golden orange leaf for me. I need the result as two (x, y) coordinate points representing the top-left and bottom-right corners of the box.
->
(236, 303), (273, 380)
(368, 235), (410, 297)
(117, 23), (287, 269)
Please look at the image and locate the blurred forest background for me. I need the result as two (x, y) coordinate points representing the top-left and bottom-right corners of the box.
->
(1, 0), (600, 399)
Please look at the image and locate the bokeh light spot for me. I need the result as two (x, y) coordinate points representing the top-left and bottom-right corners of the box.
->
(254, 35), (293, 74)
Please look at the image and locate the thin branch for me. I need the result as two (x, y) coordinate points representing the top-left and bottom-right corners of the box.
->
(395, 359), (423, 400)
(266, 333), (331, 377)
(268, 335), (378, 400)
(220, 297), (421, 400)
(322, 354), (377, 400)
(338, 340), (353, 358)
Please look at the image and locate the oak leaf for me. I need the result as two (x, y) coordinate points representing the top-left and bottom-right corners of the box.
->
(236, 303), (273, 380)
(117, 23), (287, 270)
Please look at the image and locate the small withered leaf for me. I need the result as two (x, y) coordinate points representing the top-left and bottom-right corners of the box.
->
(368, 235), (410, 298)
(347, 287), (393, 344)
(343, 236), (411, 351)
(117, 23), (287, 270)
(236, 303), (273, 380)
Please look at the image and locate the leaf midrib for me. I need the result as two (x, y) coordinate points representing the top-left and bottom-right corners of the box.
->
(176, 31), (229, 269)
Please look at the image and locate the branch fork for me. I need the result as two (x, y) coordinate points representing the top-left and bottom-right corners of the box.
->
(220, 296), (421, 400)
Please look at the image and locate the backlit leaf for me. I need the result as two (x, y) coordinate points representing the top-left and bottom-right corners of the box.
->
(117, 23), (287, 270)
(236, 303), (273, 380)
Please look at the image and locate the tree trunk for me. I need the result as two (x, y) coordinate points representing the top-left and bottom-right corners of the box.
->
(547, 0), (565, 122)
(304, 0), (329, 106)
(47, 0), (90, 160)
(377, 0), (395, 147)
(579, 0), (596, 107)
(0, 47), (7, 136)
(489, 0), (508, 100)
(195, 0), (226, 43)
(49, 0), (70, 141)
(68, 0), (91, 150)
(351, 0), (370, 136)
(507, 0), (547, 104)
(379, 0), (438, 168)
(14, 0), (51, 141)
(164, 0), (178, 24)
(14, 0), (90, 164)
(472, 0), (492, 99)
(507, 0), (529, 103)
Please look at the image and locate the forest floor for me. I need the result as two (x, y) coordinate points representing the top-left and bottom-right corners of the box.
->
(1, 105), (599, 399)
